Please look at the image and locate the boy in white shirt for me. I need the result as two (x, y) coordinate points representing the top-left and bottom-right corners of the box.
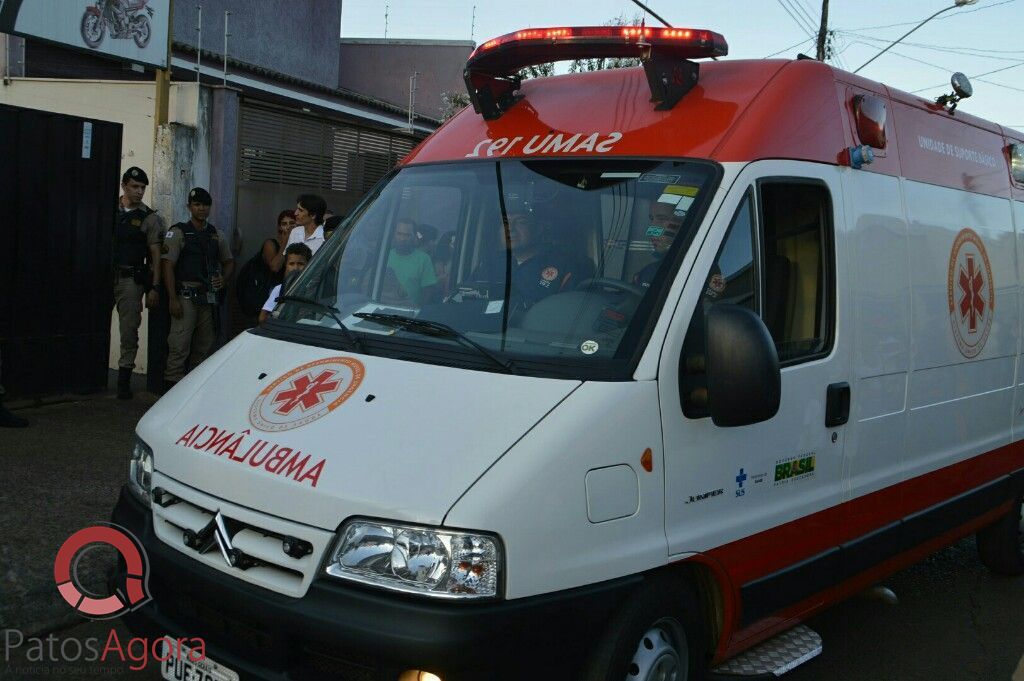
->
(260, 243), (312, 323)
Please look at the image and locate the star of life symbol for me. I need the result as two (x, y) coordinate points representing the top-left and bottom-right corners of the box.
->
(273, 370), (340, 415)
(249, 357), (365, 432)
(947, 228), (994, 359)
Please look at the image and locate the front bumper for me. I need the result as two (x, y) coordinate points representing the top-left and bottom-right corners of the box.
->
(111, 486), (640, 681)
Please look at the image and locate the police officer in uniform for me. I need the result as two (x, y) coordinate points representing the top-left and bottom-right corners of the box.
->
(161, 188), (234, 392)
(114, 166), (165, 399)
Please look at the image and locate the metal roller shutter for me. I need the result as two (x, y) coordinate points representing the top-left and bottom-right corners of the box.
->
(239, 103), (416, 193)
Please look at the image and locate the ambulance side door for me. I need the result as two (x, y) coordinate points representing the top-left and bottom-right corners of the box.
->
(658, 161), (852, 625)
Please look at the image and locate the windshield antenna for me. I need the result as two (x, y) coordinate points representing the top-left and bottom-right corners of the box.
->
(630, 0), (672, 28)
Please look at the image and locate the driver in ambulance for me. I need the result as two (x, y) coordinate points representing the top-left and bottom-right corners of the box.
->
(472, 202), (586, 309)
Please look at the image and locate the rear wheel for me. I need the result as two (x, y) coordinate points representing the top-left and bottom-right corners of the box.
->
(132, 15), (151, 49)
(583, 574), (707, 681)
(976, 493), (1024, 576)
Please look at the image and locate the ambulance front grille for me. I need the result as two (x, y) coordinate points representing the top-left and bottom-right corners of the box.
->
(150, 478), (334, 598)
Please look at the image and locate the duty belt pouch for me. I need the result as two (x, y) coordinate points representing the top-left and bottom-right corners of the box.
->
(132, 266), (150, 287)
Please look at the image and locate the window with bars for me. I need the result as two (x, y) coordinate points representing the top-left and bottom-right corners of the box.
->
(238, 105), (417, 193)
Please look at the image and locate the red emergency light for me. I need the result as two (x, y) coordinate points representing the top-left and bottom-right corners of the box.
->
(465, 25), (729, 120)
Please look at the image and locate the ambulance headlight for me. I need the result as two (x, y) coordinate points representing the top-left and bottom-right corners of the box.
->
(128, 437), (154, 507)
(326, 521), (502, 599)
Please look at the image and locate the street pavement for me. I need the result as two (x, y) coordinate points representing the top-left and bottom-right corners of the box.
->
(0, 383), (157, 637)
(2, 389), (1024, 680)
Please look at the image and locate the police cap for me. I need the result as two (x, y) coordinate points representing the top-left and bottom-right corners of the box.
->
(188, 187), (213, 205)
(121, 167), (149, 185)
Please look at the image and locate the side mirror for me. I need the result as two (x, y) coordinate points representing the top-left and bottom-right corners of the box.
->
(705, 305), (781, 427)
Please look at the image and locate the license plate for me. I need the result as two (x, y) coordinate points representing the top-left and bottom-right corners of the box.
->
(159, 638), (239, 681)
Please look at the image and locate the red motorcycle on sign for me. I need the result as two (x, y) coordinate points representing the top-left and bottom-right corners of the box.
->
(80, 0), (154, 50)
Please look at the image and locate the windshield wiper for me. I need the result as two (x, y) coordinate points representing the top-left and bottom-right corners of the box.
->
(277, 295), (363, 353)
(353, 312), (518, 374)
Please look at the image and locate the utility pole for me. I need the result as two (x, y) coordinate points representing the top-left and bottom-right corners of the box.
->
(407, 71), (418, 132)
(471, 5), (476, 42)
(384, 4), (389, 41)
(222, 10), (230, 85)
(153, 0), (174, 135)
(195, 4), (202, 86)
(815, 0), (829, 62)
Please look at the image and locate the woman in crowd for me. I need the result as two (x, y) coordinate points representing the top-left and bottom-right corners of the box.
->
(262, 209), (296, 283)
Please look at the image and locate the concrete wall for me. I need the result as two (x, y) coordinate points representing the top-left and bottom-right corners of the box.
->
(0, 78), (212, 374)
(174, 0), (341, 90)
(338, 39), (474, 120)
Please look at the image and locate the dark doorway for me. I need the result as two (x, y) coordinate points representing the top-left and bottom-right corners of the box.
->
(0, 104), (122, 398)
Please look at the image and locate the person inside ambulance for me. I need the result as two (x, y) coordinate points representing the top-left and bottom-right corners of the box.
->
(633, 185), (694, 289)
(470, 201), (588, 310)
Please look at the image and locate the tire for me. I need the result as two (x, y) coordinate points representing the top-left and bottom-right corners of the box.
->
(80, 12), (105, 49)
(976, 493), (1024, 576)
(133, 15), (151, 49)
(582, 574), (708, 681)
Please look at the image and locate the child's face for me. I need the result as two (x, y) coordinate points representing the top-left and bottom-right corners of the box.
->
(285, 254), (308, 274)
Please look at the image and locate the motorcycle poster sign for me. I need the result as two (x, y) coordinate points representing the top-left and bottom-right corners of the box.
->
(0, 0), (170, 69)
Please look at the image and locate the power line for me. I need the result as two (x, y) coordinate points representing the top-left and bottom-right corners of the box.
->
(845, 0), (1018, 31)
(838, 30), (1024, 62)
(791, 0), (820, 33)
(976, 78), (1024, 94)
(911, 61), (1024, 93)
(785, 0), (818, 34)
(775, 0), (815, 37)
(762, 37), (814, 59)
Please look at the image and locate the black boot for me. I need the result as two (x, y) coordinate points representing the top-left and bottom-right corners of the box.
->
(117, 367), (133, 400)
(0, 399), (27, 428)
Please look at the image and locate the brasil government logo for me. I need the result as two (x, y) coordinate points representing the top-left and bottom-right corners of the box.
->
(249, 357), (365, 432)
(947, 228), (994, 359)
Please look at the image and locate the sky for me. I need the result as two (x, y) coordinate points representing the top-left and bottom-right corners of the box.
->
(340, 0), (1024, 130)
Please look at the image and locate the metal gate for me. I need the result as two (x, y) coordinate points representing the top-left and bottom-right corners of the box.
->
(0, 103), (122, 398)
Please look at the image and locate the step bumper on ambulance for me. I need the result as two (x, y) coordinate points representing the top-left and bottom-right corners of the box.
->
(112, 486), (639, 681)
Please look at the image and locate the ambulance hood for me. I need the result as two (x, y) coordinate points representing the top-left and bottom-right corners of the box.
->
(138, 333), (580, 531)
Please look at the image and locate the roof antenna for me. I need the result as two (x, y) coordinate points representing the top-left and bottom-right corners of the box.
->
(471, 5), (476, 43)
(384, 3), (389, 41)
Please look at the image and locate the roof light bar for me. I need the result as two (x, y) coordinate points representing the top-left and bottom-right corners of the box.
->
(473, 26), (726, 57)
(464, 25), (728, 121)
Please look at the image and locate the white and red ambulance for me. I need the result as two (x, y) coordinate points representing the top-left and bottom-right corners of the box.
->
(113, 25), (1024, 681)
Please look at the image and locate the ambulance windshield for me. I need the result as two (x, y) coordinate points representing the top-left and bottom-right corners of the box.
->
(271, 159), (718, 378)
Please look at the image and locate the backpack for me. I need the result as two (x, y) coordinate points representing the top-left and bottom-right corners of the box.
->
(235, 241), (278, 317)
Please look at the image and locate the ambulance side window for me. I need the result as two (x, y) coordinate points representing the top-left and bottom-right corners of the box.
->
(706, 191), (757, 310)
(680, 191), (757, 418)
(681, 180), (834, 418)
(758, 180), (834, 363)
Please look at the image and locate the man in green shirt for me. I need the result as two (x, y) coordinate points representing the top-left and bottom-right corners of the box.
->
(386, 219), (438, 305)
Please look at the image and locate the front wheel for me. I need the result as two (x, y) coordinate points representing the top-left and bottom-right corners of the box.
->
(977, 493), (1024, 576)
(80, 12), (106, 49)
(582, 574), (707, 681)
(132, 15), (151, 48)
